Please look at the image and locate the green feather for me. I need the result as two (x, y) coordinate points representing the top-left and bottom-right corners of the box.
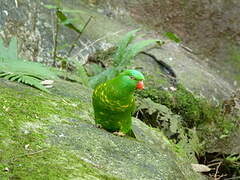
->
(92, 69), (144, 134)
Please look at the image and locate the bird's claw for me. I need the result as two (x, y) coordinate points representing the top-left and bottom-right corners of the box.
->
(96, 124), (102, 128)
(113, 131), (126, 137)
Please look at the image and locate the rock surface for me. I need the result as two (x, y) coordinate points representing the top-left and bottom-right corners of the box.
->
(0, 0), (235, 101)
(0, 79), (205, 179)
(82, 0), (240, 86)
(0, 0), (239, 178)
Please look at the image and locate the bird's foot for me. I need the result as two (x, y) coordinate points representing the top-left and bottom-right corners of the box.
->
(95, 124), (102, 128)
(113, 131), (126, 137)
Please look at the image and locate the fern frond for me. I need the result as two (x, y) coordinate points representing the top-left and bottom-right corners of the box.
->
(0, 72), (11, 78)
(118, 39), (158, 67)
(0, 71), (49, 92)
(9, 74), (21, 81)
(17, 74), (49, 92)
(3, 73), (18, 80)
(0, 38), (18, 60)
(89, 67), (117, 88)
(113, 29), (139, 66)
(0, 37), (57, 92)
(75, 62), (89, 86)
(89, 30), (159, 88)
(0, 58), (56, 80)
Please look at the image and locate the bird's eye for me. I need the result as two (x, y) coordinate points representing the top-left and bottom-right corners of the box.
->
(129, 76), (136, 80)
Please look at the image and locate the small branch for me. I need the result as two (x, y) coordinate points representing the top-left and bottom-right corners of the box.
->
(9, 149), (48, 163)
(78, 30), (124, 55)
(208, 162), (222, 167)
(214, 161), (222, 179)
(23, 148), (48, 157)
(135, 110), (140, 119)
(210, 161), (226, 180)
(15, 0), (18, 8)
(225, 176), (240, 180)
(52, 9), (59, 67)
(67, 16), (93, 57)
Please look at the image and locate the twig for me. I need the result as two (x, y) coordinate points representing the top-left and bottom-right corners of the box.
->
(77, 30), (124, 55)
(67, 16), (93, 57)
(135, 110), (140, 118)
(217, 174), (227, 180)
(22, 149), (48, 157)
(211, 161), (227, 180)
(137, 109), (148, 122)
(208, 162), (223, 167)
(15, 0), (18, 8)
(9, 149), (48, 163)
(180, 44), (195, 54)
(156, 111), (160, 120)
(225, 176), (240, 180)
(52, 9), (59, 67)
(16, 149), (48, 158)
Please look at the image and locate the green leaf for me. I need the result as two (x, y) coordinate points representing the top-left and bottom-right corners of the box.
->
(113, 29), (158, 67)
(19, 75), (49, 92)
(43, 4), (58, 9)
(9, 74), (21, 81)
(0, 37), (57, 92)
(61, 9), (87, 14)
(164, 32), (181, 43)
(74, 62), (89, 86)
(0, 37), (18, 60)
(56, 9), (81, 34)
(3, 73), (17, 80)
(113, 29), (139, 65)
(89, 68), (117, 88)
(119, 39), (158, 67)
(0, 72), (10, 77)
(60, 18), (76, 25)
(89, 30), (160, 89)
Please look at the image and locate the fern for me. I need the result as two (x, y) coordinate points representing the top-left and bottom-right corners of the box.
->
(89, 67), (117, 88)
(0, 37), (18, 60)
(0, 38), (57, 92)
(74, 61), (89, 86)
(89, 30), (159, 88)
(113, 29), (139, 66)
(117, 39), (157, 67)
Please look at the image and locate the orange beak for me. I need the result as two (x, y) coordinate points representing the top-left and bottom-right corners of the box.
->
(136, 81), (144, 90)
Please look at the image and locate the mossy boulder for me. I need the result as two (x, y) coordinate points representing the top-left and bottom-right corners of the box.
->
(0, 79), (205, 179)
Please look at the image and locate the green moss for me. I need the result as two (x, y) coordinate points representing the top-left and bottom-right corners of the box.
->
(138, 84), (231, 131)
(0, 81), (119, 179)
(0, 78), (206, 179)
(137, 83), (239, 165)
(1, 146), (119, 180)
(229, 46), (240, 82)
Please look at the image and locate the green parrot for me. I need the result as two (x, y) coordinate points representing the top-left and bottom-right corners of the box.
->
(92, 69), (144, 135)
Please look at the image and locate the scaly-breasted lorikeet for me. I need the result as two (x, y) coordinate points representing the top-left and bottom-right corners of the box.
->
(92, 69), (144, 135)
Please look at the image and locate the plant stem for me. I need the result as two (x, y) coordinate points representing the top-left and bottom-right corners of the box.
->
(67, 16), (93, 57)
(52, 9), (59, 67)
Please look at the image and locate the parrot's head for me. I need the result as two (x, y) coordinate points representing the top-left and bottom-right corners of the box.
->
(119, 69), (144, 90)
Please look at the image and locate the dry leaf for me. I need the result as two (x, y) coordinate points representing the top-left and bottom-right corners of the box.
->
(41, 80), (54, 85)
(191, 163), (211, 172)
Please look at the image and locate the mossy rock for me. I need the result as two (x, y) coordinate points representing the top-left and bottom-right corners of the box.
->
(0, 79), (206, 179)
